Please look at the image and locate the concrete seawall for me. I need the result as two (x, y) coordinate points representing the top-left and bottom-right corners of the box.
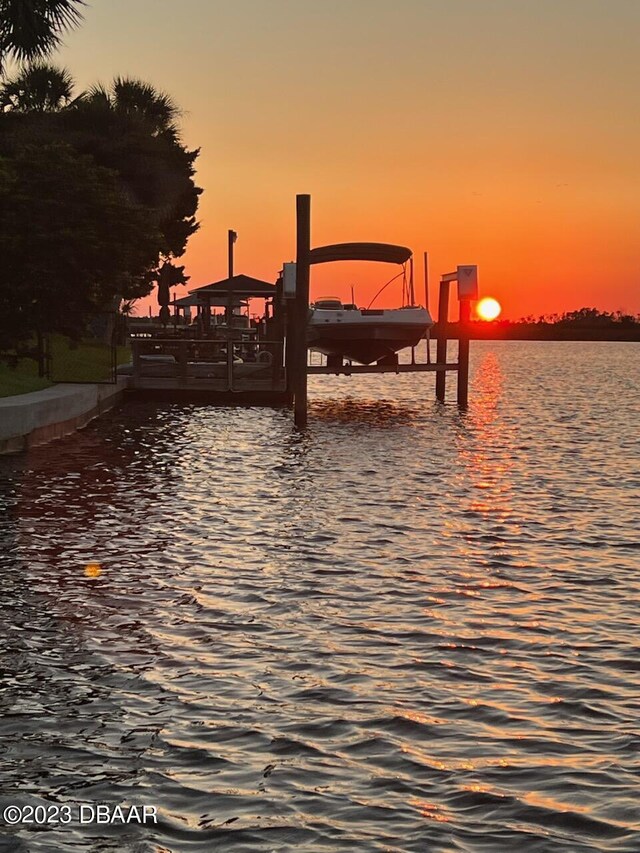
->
(0, 379), (129, 454)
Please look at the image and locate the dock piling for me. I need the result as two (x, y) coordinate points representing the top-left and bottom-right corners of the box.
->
(435, 279), (450, 402)
(293, 194), (311, 428)
(457, 296), (471, 407)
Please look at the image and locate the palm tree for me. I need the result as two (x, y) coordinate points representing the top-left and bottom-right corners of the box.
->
(0, 0), (85, 73)
(81, 76), (182, 138)
(1, 61), (74, 111)
(65, 77), (198, 317)
(112, 77), (181, 136)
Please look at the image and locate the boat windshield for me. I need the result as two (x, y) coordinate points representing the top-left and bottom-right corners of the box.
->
(314, 298), (343, 310)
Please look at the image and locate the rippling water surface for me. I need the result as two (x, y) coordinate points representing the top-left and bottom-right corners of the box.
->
(1, 341), (639, 852)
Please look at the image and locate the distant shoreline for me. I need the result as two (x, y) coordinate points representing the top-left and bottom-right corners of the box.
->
(431, 323), (640, 342)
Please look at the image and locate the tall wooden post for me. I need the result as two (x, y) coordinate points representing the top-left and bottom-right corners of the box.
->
(435, 280), (450, 402)
(457, 297), (471, 407)
(225, 285), (236, 391)
(228, 230), (236, 279)
(294, 194), (311, 427)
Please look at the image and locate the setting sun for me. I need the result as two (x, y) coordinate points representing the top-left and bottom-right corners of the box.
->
(476, 297), (502, 321)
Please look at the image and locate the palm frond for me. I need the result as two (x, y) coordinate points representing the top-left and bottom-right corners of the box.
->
(0, 61), (74, 111)
(0, 0), (86, 66)
(112, 76), (182, 134)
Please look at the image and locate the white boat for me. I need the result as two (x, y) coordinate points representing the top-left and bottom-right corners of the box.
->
(308, 298), (433, 365)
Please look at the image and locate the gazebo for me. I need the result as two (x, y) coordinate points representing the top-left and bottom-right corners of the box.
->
(173, 274), (277, 332)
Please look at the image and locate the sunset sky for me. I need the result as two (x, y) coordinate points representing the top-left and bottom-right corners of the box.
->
(56, 0), (640, 319)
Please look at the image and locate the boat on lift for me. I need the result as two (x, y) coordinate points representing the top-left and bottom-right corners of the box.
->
(307, 299), (432, 365)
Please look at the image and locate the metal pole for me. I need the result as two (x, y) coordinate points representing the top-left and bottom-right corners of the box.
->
(435, 280), (450, 402)
(424, 251), (431, 364)
(409, 256), (416, 364)
(294, 194), (311, 428)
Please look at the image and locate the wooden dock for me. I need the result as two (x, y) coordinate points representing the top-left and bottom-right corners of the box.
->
(127, 337), (289, 404)
(307, 362), (459, 375)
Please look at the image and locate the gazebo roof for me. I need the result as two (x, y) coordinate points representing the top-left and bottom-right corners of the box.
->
(190, 274), (276, 298)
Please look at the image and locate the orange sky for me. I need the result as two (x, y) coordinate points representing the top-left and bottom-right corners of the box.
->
(56, 0), (640, 319)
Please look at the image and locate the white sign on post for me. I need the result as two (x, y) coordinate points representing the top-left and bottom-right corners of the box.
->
(457, 265), (478, 299)
(283, 262), (296, 297)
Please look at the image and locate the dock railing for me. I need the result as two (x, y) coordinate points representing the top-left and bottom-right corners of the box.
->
(130, 337), (285, 392)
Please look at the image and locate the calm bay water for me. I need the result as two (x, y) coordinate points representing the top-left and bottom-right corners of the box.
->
(1, 341), (639, 852)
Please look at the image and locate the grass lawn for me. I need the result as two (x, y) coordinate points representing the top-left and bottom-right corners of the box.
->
(0, 360), (53, 398)
(0, 337), (131, 398)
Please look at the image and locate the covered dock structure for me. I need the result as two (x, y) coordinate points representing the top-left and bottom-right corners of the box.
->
(129, 273), (287, 403)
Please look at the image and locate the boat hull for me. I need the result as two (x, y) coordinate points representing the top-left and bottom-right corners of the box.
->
(308, 321), (428, 364)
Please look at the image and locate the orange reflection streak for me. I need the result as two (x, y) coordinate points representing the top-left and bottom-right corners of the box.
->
(409, 798), (452, 822)
(464, 360), (508, 474)
(520, 790), (592, 815)
(458, 352), (516, 528)
(389, 707), (444, 727)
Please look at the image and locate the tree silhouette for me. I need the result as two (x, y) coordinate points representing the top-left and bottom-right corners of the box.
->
(1, 61), (73, 111)
(0, 0), (85, 72)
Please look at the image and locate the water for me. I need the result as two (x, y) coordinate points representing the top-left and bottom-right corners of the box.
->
(1, 341), (639, 852)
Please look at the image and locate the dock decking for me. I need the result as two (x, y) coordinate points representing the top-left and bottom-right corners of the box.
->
(127, 338), (288, 403)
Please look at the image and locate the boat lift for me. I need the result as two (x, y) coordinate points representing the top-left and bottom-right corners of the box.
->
(128, 196), (477, 422)
(288, 194), (478, 427)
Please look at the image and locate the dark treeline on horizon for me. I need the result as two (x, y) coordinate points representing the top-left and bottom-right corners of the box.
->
(513, 307), (640, 326)
(435, 307), (640, 341)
